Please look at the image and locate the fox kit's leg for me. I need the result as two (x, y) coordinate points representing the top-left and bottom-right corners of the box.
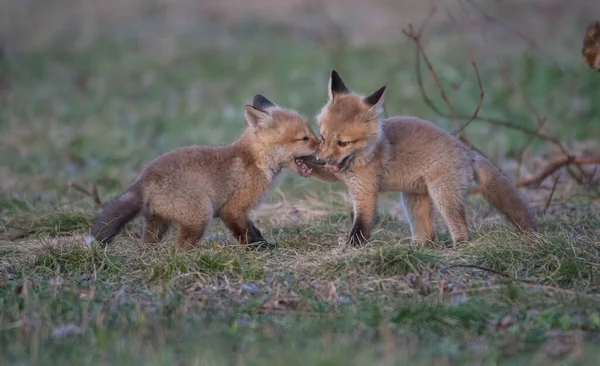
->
(141, 214), (170, 244)
(220, 194), (269, 249)
(401, 192), (435, 243)
(347, 184), (378, 246)
(427, 180), (469, 244)
(222, 214), (266, 249)
(177, 224), (209, 249)
(170, 198), (213, 249)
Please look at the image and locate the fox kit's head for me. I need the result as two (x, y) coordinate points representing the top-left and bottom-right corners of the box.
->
(316, 70), (386, 173)
(244, 95), (321, 177)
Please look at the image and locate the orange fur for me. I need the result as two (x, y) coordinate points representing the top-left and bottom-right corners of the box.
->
(309, 70), (539, 246)
(91, 95), (321, 249)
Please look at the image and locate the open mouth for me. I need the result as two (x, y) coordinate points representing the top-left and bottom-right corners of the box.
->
(294, 155), (324, 177)
(330, 154), (354, 173)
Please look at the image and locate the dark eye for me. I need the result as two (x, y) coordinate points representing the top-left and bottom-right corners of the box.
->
(338, 141), (349, 147)
(302, 136), (309, 141)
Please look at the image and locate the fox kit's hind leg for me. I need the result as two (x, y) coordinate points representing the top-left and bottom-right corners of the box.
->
(171, 198), (213, 249)
(427, 180), (469, 244)
(141, 213), (170, 245)
(401, 192), (435, 243)
(177, 225), (208, 249)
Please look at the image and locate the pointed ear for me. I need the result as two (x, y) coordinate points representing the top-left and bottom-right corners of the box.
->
(364, 86), (386, 107)
(244, 105), (272, 129)
(252, 94), (275, 111)
(328, 69), (349, 100)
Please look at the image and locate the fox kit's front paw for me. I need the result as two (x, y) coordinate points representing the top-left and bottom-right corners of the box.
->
(347, 215), (372, 247)
(346, 229), (370, 247)
(346, 235), (369, 247)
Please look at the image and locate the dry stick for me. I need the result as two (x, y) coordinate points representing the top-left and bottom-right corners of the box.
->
(407, 7), (497, 164)
(453, 61), (484, 135)
(422, 4), (599, 195)
(69, 182), (102, 207)
(442, 6), (485, 136)
(447, 283), (600, 299)
(515, 156), (600, 188)
(543, 175), (561, 215)
(402, 20), (472, 145)
(463, 0), (594, 185)
(515, 118), (547, 182)
(440, 264), (512, 279)
(501, 63), (593, 183)
(566, 166), (586, 187)
(469, 155), (600, 195)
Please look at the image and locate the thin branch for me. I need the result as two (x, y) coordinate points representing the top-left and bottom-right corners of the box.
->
(441, 7), (484, 135)
(515, 156), (600, 188)
(453, 61), (484, 135)
(515, 117), (547, 181)
(440, 264), (511, 278)
(402, 7), (473, 146)
(543, 174), (561, 215)
(447, 283), (600, 299)
(69, 182), (102, 207)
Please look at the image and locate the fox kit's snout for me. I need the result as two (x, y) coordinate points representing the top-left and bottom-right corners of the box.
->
(91, 94), (320, 249)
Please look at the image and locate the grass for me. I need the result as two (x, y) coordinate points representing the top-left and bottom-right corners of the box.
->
(2, 199), (600, 364)
(2, 1), (600, 364)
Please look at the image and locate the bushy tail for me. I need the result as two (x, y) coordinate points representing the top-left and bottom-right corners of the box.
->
(91, 185), (142, 244)
(473, 154), (539, 232)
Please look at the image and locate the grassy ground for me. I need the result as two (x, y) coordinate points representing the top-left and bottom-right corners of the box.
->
(2, 1), (600, 364)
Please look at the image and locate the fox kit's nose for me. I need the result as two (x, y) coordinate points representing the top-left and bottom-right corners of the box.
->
(310, 137), (320, 150)
(327, 158), (340, 166)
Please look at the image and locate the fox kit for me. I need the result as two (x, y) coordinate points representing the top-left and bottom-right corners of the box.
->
(310, 70), (539, 246)
(91, 95), (321, 249)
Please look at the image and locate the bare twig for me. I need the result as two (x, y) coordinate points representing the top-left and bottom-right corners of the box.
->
(515, 156), (600, 188)
(453, 61), (484, 135)
(69, 182), (102, 207)
(406, 2), (599, 199)
(469, 155), (600, 195)
(402, 7), (473, 146)
(448, 282), (600, 299)
(543, 175), (561, 215)
(440, 264), (511, 278)
(442, 7), (484, 135)
(515, 118), (547, 181)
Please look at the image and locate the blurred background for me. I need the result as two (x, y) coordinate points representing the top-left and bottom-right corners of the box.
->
(1, 0), (599, 204)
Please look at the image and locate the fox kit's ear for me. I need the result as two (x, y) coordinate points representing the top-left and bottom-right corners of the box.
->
(328, 70), (349, 101)
(244, 105), (272, 129)
(253, 94), (276, 111)
(363, 85), (386, 120)
(364, 85), (386, 107)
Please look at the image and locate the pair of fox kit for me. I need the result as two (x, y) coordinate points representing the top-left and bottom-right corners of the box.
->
(91, 71), (539, 249)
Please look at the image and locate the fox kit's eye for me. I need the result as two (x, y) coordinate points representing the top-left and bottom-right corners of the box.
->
(302, 136), (309, 141)
(337, 141), (349, 147)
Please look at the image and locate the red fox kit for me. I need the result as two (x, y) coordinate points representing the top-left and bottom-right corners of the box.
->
(91, 95), (321, 249)
(310, 70), (539, 246)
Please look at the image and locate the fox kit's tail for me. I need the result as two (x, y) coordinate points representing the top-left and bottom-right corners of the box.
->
(91, 184), (143, 244)
(473, 154), (539, 232)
